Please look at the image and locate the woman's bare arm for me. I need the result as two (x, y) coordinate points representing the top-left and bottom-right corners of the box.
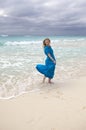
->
(48, 53), (56, 64)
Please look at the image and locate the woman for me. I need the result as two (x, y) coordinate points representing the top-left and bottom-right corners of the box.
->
(36, 38), (56, 83)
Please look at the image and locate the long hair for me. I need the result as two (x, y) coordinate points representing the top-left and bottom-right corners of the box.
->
(43, 38), (50, 47)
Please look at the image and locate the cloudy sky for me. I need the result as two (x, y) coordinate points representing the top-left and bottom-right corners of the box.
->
(0, 0), (86, 36)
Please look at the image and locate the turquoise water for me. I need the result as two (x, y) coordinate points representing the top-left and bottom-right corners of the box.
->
(0, 35), (86, 99)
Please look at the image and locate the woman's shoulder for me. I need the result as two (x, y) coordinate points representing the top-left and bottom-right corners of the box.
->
(44, 46), (51, 49)
(44, 46), (52, 54)
(44, 46), (50, 51)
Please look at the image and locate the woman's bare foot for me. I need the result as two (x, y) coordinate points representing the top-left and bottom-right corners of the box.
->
(48, 78), (54, 84)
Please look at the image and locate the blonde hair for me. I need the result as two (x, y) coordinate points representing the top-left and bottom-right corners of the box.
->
(43, 38), (50, 47)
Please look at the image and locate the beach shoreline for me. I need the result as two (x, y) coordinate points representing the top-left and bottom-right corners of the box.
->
(0, 76), (86, 130)
(0, 36), (86, 99)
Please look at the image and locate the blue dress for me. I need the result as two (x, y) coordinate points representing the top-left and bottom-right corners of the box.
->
(36, 46), (56, 79)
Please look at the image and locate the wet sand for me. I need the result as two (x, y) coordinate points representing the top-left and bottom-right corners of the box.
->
(0, 77), (86, 130)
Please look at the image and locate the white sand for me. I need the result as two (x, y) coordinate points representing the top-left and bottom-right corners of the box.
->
(0, 77), (86, 130)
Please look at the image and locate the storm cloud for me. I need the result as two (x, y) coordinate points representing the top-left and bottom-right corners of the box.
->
(0, 0), (86, 36)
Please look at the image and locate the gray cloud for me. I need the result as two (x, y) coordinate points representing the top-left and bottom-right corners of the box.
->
(0, 0), (86, 36)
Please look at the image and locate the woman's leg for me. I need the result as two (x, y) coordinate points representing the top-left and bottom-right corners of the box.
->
(48, 78), (54, 84)
(48, 78), (52, 83)
(43, 76), (46, 83)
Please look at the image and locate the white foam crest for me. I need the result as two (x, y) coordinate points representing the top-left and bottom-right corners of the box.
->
(51, 39), (59, 43)
(63, 39), (76, 42)
(4, 40), (42, 46)
(0, 74), (35, 99)
(77, 38), (86, 41)
(63, 38), (86, 42)
(0, 59), (23, 68)
(62, 39), (86, 48)
(0, 35), (8, 37)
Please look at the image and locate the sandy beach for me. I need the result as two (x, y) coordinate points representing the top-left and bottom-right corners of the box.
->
(0, 77), (86, 130)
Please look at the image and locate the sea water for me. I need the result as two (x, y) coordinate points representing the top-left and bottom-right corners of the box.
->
(0, 35), (86, 99)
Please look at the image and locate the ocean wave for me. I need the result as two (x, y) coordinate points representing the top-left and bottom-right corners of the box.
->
(63, 39), (76, 42)
(0, 35), (8, 37)
(0, 60), (86, 99)
(0, 40), (59, 46)
(0, 38), (86, 47)
(0, 40), (42, 46)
